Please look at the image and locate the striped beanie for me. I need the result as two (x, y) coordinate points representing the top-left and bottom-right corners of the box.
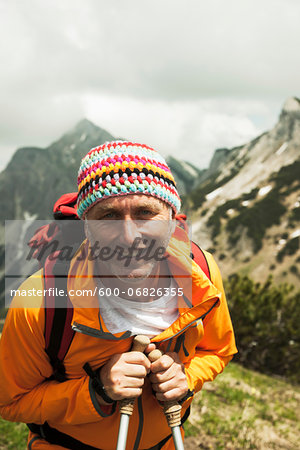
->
(77, 141), (181, 218)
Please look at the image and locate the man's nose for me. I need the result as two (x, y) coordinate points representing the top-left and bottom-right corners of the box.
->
(122, 219), (142, 245)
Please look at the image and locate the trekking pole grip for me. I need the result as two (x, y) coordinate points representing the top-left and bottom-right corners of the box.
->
(119, 335), (150, 416)
(148, 349), (182, 428)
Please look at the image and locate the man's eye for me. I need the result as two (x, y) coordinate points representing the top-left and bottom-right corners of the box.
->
(102, 212), (118, 219)
(138, 209), (155, 216)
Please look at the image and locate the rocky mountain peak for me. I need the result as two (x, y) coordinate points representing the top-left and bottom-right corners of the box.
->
(277, 96), (300, 140)
(73, 118), (100, 133)
(281, 96), (300, 114)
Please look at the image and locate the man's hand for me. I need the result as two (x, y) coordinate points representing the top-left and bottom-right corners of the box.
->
(149, 352), (188, 402)
(98, 352), (151, 402)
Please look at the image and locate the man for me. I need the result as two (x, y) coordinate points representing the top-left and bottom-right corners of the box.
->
(0, 141), (237, 449)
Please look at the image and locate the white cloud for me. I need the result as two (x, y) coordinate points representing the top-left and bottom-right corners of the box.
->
(2, 0), (300, 101)
(0, 0), (299, 170)
(83, 94), (262, 168)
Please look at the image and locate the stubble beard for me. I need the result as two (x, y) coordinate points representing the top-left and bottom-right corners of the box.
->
(84, 217), (174, 284)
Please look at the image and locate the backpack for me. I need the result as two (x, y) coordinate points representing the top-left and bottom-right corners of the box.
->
(28, 193), (211, 382)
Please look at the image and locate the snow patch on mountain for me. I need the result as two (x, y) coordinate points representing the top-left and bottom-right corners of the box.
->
(258, 186), (272, 197)
(290, 229), (300, 239)
(276, 142), (288, 156)
(206, 187), (223, 201)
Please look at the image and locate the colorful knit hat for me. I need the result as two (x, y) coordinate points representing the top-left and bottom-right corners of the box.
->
(77, 141), (181, 218)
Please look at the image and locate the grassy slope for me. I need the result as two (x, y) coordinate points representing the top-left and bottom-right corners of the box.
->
(184, 362), (300, 449)
(0, 363), (299, 449)
(0, 421), (28, 450)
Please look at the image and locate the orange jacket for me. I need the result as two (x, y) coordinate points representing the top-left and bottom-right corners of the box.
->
(0, 227), (237, 449)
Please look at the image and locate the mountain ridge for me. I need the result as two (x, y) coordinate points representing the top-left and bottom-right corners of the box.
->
(186, 96), (300, 287)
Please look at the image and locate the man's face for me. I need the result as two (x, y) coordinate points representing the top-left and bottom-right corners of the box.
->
(85, 194), (175, 282)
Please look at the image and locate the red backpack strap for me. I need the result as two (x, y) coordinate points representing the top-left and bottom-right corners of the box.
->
(44, 253), (75, 382)
(175, 214), (211, 280)
(43, 192), (84, 380)
(191, 241), (211, 280)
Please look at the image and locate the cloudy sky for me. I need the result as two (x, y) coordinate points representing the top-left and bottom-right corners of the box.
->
(0, 0), (299, 170)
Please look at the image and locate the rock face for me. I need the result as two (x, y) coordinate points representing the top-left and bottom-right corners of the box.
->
(186, 97), (300, 287)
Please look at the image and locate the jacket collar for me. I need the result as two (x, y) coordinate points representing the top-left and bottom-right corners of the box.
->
(68, 225), (221, 340)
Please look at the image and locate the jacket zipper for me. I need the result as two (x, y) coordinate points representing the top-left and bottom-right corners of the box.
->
(154, 298), (219, 344)
(72, 298), (219, 342)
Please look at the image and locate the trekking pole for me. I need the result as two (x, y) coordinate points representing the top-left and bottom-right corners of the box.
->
(116, 335), (150, 450)
(148, 349), (185, 450)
